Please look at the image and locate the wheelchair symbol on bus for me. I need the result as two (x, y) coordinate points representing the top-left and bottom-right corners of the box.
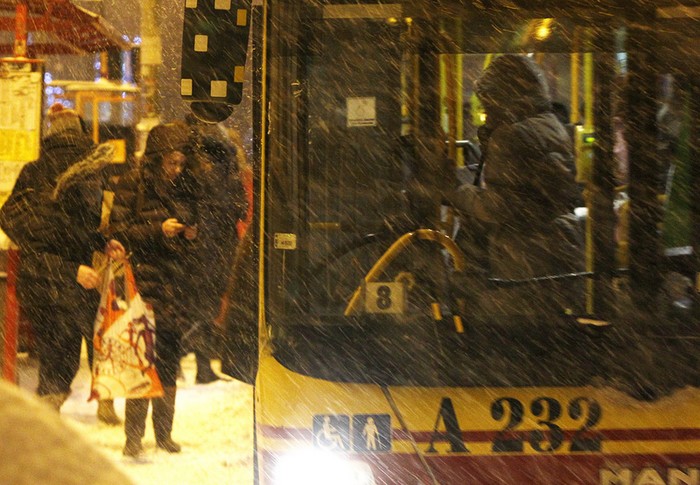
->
(313, 414), (391, 452)
(313, 415), (350, 450)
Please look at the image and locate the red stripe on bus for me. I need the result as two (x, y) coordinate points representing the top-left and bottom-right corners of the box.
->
(259, 424), (700, 442)
(259, 425), (310, 440)
(411, 428), (700, 443)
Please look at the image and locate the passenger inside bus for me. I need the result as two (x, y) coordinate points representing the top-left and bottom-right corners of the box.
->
(447, 54), (584, 320)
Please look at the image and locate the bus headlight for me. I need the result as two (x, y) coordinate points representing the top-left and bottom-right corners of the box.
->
(272, 449), (375, 485)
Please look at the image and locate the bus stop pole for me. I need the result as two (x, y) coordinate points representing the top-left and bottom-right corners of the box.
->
(14, 1), (28, 58)
(2, 248), (20, 383)
(2, 1), (27, 383)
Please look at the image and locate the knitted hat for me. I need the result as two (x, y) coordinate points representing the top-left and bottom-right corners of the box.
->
(144, 122), (191, 158)
(44, 103), (85, 138)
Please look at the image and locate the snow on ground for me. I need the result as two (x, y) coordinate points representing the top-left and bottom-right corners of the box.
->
(17, 351), (254, 485)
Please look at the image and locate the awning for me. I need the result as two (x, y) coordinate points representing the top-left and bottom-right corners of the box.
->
(0, 0), (131, 56)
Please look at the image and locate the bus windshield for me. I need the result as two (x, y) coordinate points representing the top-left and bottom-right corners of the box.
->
(263, 3), (699, 394)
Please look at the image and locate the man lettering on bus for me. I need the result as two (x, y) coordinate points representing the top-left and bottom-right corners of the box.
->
(447, 54), (584, 319)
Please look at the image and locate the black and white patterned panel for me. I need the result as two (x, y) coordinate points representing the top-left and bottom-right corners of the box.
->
(180, 0), (251, 106)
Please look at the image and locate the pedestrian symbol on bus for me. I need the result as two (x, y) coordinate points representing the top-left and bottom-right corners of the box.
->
(353, 414), (391, 452)
(363, 417), (379, 450)
(313, 415), (350, 451)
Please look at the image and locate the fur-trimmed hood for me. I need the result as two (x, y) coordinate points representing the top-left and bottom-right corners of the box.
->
(52, 143), (114, 201)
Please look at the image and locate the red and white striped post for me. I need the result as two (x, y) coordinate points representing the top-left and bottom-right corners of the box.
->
(2, 247), (20, 383)
(1, 1), (29, 383)
(13, 1), (28, 58)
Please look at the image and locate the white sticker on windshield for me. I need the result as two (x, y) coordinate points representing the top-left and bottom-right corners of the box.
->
(347, 96), (376, 127)
(274, 233), (297, 250)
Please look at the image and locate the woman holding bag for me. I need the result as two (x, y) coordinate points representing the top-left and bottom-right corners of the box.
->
(109, 121), (201, 458)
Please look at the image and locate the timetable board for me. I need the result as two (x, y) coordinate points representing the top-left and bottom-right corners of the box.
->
(0, 61), (43, 163)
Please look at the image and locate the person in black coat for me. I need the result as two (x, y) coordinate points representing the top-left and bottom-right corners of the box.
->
(1, 103), (125, 411)
(184, 119), (248, 383)
(110, 121), (200, 457)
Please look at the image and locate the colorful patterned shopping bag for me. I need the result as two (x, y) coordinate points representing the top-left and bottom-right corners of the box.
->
(90, 260), (163, 400)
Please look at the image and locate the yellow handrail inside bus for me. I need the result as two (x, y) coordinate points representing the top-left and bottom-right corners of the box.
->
(570, 29), (580, 125)
(583, 50), (595, 314)
(344, 229), (466, 316)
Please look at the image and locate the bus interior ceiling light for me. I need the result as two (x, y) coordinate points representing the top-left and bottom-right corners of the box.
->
(534, 18), (553, 41)
(272, 448), (375, 485)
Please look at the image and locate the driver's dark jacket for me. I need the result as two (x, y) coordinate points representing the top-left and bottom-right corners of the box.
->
(451, 112), (584, 317)
(109, 160), (200, 333)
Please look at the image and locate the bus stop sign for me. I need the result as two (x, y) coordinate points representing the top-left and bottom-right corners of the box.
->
(180, 0), (251, 122)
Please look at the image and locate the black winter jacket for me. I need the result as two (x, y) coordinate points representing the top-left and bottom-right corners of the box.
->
(190, 136), (248, 311)
(110, 158), (200, 332)
(10, 132), (110, 311)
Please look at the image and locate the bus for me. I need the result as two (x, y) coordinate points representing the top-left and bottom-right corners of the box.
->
(181, 1), (700, 483)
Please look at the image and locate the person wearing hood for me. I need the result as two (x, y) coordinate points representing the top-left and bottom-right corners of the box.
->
(109, 121), (200, 458)
(448, 54), (583, 318)
(1, 103), (126, 413)
(184, 117), (248, 384)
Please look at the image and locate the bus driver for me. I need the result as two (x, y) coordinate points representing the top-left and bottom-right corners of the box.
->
(448, 54), (584, 319)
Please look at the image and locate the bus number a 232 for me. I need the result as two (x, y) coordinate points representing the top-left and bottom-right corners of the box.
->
(427, 396), (602, 454)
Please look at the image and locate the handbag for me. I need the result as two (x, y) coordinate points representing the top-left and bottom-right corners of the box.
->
(0, 186), (38, 247)
(90, 259), (164, 400)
